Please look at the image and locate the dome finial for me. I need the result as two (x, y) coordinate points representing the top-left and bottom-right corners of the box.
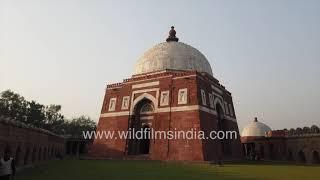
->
(166, 26), (179, 42)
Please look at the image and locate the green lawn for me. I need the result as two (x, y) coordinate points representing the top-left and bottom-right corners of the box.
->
(16, 159), (320, 180)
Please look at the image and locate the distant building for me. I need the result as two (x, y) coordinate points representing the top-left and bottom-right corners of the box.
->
(89, 27), (242, 161)
(241, 117), (320, 164)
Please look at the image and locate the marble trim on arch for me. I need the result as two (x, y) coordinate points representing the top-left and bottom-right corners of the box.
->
(213, 94), (225, 113)
(130, 88), (160, 115)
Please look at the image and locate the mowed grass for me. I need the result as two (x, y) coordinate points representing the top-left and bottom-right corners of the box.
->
(16, 159), (320, 180)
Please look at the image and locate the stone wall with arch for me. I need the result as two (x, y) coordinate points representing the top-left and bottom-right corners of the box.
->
(0, 116), (66, 167)
(241, 126), (320, 164)
(285, 135), (320, 164)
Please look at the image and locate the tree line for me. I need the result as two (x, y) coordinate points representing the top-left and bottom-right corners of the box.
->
(0, 89), (96, 137)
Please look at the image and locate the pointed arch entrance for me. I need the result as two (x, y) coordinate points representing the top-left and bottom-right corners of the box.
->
(15, 146), (22, 166)
(298, 150), (306, 162)
(140, 124), (151, 154)
(312, 151), (320, 164)
(127, 98), (154, 155)
(216, 103), (231, 157)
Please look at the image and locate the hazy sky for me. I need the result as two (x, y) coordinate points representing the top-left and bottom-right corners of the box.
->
(1, 0), (320, 131)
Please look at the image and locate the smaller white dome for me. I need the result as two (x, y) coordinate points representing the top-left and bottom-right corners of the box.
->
(241, 118), (272, 137)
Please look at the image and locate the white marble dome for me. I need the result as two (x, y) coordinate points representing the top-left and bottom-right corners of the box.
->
(133, 41), (213, 76)
(241, 118), (272, 137)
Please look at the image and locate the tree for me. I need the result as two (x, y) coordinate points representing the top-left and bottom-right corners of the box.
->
(26, 100), (45, 127)
(64, 116), (96, 137)
(0, 89), (96, 136)
(43, 104), (65, 133)
(0, 90), (28, 121)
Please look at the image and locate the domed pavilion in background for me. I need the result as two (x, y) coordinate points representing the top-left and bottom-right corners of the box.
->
(241, 117), (272, 160)
(89, 27), (242, 161)
(241, 117), (320, 163)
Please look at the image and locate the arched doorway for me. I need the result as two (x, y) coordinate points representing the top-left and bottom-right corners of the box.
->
(269, 144), (274, 160)
(287, 150), (293, 161)
(50, 146), (53, 158)
(15, 147), (22, 166)
(38, 147), (42, 161)
(260, 145), (265, 159)
(43, 147), (47, 160)
(24, 148), (30, 165)
(4, 145), (11, 157)
(140, 125), (151, 154)
(312, 151), (320, 164)
(216, 104), (231, 156)
(244, 143), (255, 160)
(127, 98), (153, 155)
(32, 147), (37, 163)
(298, 150), (306, 163)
